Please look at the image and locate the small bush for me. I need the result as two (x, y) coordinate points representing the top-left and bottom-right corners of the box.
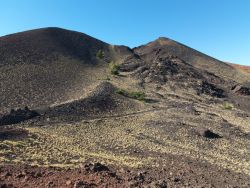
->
(109, 62), (120, 75)
(116, 89), (127, 96)
(222, 102), (233, 110)
(96, 50), (104, 59)
(116, 89), (146, 101)
(129, 91), (146, 101)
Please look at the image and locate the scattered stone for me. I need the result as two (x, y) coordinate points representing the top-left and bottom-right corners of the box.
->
(0, 107), (40, 126)
(232, 85), (250, 96)
(119, 168), (126, 174)
(16, 172), (25, 178)
(73, 180), (90, 188)
(128, 180), (140, 188)
(1, 172), (11, 177)
(21, 176), (29, 182)
(107, 171), (117, 177)
(154, 180), (168, 188)
(90, 163), (109, 172)
(46, 181), (54, 188)
(198, 81), (225, 98)
(66, 180), (72, 185)
(134, 172), (145, 183)
(195, 128), (222, 139)
(32, 171), (42, 178)
(173, 177), (181, 182)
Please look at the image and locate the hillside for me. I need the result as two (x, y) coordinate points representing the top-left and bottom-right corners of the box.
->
(0, 28), (249, 187)
(0, 28), (115, 112)
(229, 62), (250, 74)
(134, 37), (250, 83)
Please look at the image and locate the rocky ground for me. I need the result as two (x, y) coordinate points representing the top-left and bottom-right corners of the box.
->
(1, 158), (249, 188)
(0, 28), (250, 187)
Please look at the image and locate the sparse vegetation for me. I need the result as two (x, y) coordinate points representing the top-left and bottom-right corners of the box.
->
(109, 62), (120, 75)
(222, 102), (233, 110)
(1, 28), (250, 187)
(96, 50), (104, 59)
(116, 88), (146, 101)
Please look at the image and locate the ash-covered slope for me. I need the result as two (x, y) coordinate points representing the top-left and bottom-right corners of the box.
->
(0, 28), (115, 112)
(0, 27), (110, 65)
(0, 27), (249, 113)
(120, 38), (250, 111)
(42, 82), (144, 122)
(133, 37), (250, 83)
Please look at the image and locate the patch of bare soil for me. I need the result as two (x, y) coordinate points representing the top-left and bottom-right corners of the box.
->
(0, 155), (249, 188)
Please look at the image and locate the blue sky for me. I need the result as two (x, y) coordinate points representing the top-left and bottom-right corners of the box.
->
(1, 0), (249, 65)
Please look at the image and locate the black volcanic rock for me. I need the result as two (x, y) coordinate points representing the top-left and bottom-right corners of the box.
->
(133, 37), (249, 83)
(195, 128), (222, 139)
(232, 85), (250, 96)
(198, 81), (225, 98)
(0, 107), (40, 126)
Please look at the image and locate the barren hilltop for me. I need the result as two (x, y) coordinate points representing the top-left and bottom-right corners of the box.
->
(0, 28), (249, 187)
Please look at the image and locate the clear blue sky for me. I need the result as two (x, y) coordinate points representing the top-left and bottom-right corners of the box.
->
(1, 0), (249, 65)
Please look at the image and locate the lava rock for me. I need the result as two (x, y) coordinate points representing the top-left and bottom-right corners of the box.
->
(66, 180), (72, 185)
(196, 128), (222, 139)
(46, 181), (54, 188)
(198, 81), (225, 98)
(83, 162), (109, 173)
(154, 180), (168, 188)
(0, 107), (40, 126)
(232, 85), (250, 96)
(91, 163), (109, 172)
(73, 180), (90, 188)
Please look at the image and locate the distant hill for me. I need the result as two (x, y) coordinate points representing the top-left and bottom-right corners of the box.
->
(228, 63), (250, 74)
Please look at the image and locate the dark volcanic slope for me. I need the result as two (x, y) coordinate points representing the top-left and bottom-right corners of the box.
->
(0, 27), (109, 66)
(0, 27), (249, 113)
(0, 28), (114, 112)
(42, 82), (143, 122)
(134, 37), (250, 83)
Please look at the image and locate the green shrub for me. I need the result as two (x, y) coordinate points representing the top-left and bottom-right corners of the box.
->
(222, 102), (233, 110)
(96, 50), (104, 59)
(109, 62), (120, 75)
(116, 89), (128, 96)
(116, 89), (146, 101)
(129, 91), (146, 101)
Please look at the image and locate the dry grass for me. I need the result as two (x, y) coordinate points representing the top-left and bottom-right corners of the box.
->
(1, 99), (249, 176)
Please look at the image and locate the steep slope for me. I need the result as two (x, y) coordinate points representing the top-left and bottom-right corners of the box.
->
(123, 39), (250, 111)
(0, 27), (111, 65)
(133, 37), (250, 83)
(42, 82), (144, 122)
(0, 27), (115, 112)
(1, 28), (249, 113)
(229, 63), (250, 74)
